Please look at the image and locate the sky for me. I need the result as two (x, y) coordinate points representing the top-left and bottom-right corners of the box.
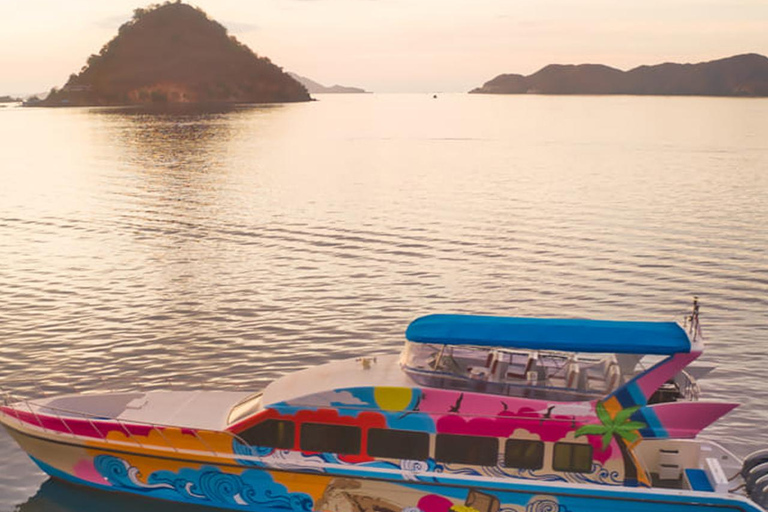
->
(0, 0), (767, 95)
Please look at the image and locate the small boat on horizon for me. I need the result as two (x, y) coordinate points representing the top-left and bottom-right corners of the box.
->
(3, 299), (768, 512)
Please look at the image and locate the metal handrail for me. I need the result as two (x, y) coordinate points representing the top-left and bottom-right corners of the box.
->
(149, 423), (181, 453)
(0, 378), (256, 462)
(58, 414), (80, 439)
(674, 369), (701, 401)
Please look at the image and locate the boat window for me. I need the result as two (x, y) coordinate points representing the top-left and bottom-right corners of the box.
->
(400, 341), (441, 370)
(227, 392), (263, 425)
(552, 442), (593, 473)
(435, 433), (498, 466)
(239, 419), (294, 449)
(504, 439), (544, 469)
(300, 423), (361, 455)
(367, 428), (429, 460)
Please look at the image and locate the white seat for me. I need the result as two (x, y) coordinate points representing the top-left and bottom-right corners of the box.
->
(585, 355), (622, 392)
(507, 352), (538, 380)
(565, 360), (581, 389)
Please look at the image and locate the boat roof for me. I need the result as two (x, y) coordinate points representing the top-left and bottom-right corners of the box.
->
(261, 354), (415, 407)
(405, 314), (691, 355)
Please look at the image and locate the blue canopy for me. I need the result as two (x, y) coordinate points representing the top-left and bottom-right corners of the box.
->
(405, 314), (690, 355)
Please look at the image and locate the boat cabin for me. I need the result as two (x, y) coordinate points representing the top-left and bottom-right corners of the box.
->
(401, 314), (700, 403)
(224, 313), (732, 491)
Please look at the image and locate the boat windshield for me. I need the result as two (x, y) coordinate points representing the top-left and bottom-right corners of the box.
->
(400, 341), (667, 401)
(227, 392), (263, 425)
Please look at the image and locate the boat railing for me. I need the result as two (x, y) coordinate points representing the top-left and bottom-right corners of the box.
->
(404, 365), (600, 402)
(674, 369), (701, 401)
(0, 376), (254, 461)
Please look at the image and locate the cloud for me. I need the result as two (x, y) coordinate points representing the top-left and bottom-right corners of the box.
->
(93, 13), (131, 30)
(288, 390), (368, 407)
(223, 20), (260, 33)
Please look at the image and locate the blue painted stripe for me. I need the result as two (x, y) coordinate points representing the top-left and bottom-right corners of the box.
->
(609, 380), (648, 409)
(27, 454), (761, 512)
(636, 407), (668, 438)
(626, 382), (648, 406)
(612, 387), (635, 408)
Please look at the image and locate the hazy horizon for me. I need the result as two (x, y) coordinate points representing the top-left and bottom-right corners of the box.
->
(1, 0), (767, 95)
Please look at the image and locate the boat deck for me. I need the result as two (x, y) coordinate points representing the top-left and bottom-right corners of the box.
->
(26, 390), (253, 430)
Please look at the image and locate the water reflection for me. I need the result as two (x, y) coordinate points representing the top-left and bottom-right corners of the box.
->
(91, 103), (279, 116)
(90, 103), (274, 170)
(1, 94), (767, 512)
(92, 104), (241, 210)
(17, 479), (215, 512)
(84, 105), (270, 320)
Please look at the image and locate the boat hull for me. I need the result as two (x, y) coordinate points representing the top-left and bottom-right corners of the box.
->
(3, 423), (763, 512)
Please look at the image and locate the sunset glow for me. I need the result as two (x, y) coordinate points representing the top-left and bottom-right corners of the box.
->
(1, 0), (767, 94)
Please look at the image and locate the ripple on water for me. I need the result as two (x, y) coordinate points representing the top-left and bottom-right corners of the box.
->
(0, 95), (767, 511)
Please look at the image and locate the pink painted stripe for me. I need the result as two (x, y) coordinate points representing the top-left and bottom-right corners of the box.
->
(635, 352), (700, 399)
(649, 401), (738, 438)
(1, 406), (153, 439)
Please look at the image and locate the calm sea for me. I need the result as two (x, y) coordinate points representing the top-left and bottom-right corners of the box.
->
(0, 94), (766, 511)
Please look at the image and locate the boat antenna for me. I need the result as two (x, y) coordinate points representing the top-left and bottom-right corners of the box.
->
(687, 296), (701, 342)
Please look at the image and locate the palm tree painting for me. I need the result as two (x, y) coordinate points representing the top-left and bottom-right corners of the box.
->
(575, 401), (646, 485)
(576, 401), (645, 449)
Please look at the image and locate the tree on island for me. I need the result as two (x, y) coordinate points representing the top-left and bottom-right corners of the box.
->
(41, 1), (310, 106)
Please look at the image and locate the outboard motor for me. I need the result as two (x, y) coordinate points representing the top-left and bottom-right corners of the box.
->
(751, 475), (768, 509)
(743, 450), (768, 478)
(746, 462), (768, 494)
(742, 450), (768, 507)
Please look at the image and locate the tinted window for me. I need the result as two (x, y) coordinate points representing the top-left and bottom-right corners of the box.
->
(435, 434), (498, 466)
(504, 439), (544, 469)
(239, 419), (294, 449)
(552, 442), (593, 473)
(367, 428), (429, 460)
(300, 423), (361, 455)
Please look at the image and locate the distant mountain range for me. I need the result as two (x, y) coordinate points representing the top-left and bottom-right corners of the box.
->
(39, 2), (309, 106)
(470, 54), (768, 96)
(289, 73), (368, 94)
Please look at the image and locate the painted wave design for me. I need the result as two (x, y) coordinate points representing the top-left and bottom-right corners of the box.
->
(94, 455), (171, 490)
(498, 495), (574, 512)
(526, 498), (571, 512)
(94, 455), (313, 511)
(484, 466), (566, 483)
(232, 440), (446, 481)
(569, 464), (622, 486)
(483, 462), (621, 486)
(232, 439), (270, 464)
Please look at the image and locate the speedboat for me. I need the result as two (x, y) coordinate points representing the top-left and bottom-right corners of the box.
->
(3, 300), (768, 511)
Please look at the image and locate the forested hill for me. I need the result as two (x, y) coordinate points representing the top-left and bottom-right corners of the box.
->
(42, 2), (310, 106)
(470, 54), (768, 96)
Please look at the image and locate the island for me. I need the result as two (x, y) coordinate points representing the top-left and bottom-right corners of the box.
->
(470, 54), (768, 97)
(0, 95), (21, 103)
(288, 73), (369, 94)
(38, 1), (310, 107)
